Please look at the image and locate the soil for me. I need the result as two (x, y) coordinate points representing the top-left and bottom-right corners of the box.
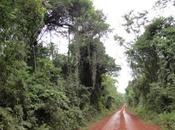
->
(88, 106), (160, 130)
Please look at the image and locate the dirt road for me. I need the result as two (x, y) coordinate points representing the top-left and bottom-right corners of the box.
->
(88, 106), (160, 130)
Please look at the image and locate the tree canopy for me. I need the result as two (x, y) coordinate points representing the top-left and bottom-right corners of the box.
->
(126, 17), (175, 130)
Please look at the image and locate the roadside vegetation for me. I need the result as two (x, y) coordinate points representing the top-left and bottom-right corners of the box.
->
(123, 1), (175, 129)
(0, 0), (123, 130)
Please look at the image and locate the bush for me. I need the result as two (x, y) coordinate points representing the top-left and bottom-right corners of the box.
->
(159, 111), (175, 130)
(131, 105), (175, 130)
(0, 107), (24, 130)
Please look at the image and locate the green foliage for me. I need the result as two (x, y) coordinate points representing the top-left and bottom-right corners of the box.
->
(0, 0), (121, 129)
(126, 17), (175, 129)
(101, 75), (123, 109)
(131, 106), (175, 130)
(0, 107), (23, 130)
(159, 111), (175, 130)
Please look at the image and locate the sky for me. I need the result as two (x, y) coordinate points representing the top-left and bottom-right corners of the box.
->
(92, 0), (158, 93)
(92, 0), (175, 93)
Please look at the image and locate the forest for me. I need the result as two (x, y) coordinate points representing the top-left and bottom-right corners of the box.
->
(0, 0), (122, 130)
(125, 18), (175, 130)
(124, 1), (175, 129)
(1, 0), (175, 130)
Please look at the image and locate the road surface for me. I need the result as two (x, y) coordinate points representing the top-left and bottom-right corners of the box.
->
(88, 106), (160, 130)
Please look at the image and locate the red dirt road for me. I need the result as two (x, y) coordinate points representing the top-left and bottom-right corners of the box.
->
(88, 106), (160, 130)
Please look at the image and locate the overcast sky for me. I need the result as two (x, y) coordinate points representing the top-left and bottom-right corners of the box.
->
(92, 0), (175, 93)
(93, 0), (159, 93)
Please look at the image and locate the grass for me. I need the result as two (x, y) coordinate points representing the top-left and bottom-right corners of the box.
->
(129, 106), (175, 130)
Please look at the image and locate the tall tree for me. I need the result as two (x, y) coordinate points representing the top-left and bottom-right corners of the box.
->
(126, 18), (175, 113)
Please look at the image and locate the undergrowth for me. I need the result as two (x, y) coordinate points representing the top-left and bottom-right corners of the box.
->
(131, 105), (175, 130)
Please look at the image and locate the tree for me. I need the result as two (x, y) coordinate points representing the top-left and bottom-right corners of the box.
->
(126, 18), (175, 113)
(0, 0), (122, 129)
